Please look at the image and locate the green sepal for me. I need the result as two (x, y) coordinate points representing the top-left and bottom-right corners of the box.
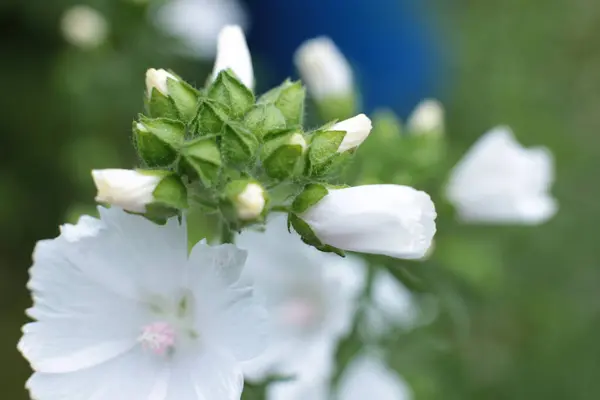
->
(146, 89), (179, 120)
(263, 144), (304, 180)
(133, 118), (184, 167)
(306, 129), (346, 176)
(291, 183), (329, 214)
(151, 173), (188, 210)
(208, 69), (254, 118)
(244, 104), (287, 139)
(166, 77), (199, 122)
(220, 122), (259, 166)
(288, 213), (345, 256)
(258, 79), (306, 127)
(180, 137), (222, 187)
(194, 100), (228, 137)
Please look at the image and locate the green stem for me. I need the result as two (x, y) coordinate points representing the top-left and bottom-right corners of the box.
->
(220, 219), (235, 244)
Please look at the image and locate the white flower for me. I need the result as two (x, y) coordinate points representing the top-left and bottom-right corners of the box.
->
(145, 68), (178, 98)
(300, 185), (436, 259)
(332, 114), (373, 153)
(155, 0), (248, 59)
(236, 215), (367, 382)
(19, 207), (267, 400)
(61, 5), (108, 49)
(235, 183), (266, 221)
(294, 37), (354, 100)
(446, 126), (557, 224)
(91, 169), (160, 213)
(363, 269), (418, 338)
(406, 99), (444, 135)
(267, 353), (412, 400)
(212, 25), (254, 89)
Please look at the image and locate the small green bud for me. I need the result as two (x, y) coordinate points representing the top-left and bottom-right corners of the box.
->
(261, 131), (307, 180)
(221, 180), (268, 224)
(244, 104), (287, 138)
(180, 137), (222, 187)
(194, 100), (228, 137)
(220, 122), (259, 166)
(133, 118), (185, 167)
(145, 68), (199, 121)
(208, 69), (254, 118)
(259, 79), (306, 127)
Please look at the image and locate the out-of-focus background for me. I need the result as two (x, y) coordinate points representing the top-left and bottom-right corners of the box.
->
(1, 0), (600, 399)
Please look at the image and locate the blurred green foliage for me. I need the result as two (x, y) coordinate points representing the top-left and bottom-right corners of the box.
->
(1, 0), (600, 399)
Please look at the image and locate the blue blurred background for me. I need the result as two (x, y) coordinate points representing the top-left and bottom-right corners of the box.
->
(2, 0), (600, 399)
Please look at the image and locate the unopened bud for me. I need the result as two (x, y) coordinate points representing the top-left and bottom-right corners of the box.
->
(212, 25), (254, 90)
(332, 114), (373, 153)
(222, 180), (267, 222)
(407, 99), (444, 136)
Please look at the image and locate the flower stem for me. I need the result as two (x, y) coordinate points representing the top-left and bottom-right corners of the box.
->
(220, 220), (234, 244)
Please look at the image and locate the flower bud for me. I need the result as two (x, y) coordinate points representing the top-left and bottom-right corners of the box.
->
(446, 127), (557, 224)
(258, 80), (306, 127)
(332, 114), (373, 153)
(146, 69), (198, 121)
(146, 68), (177, 98)
(244, 104), (287, 138)
(407, 99), (444, 136)
(293, 184), (437, 259)
(261, 131), (307, 180)
(209, 69), (255, 118)
(61, 5), (108, 49)
(92, 169), (188, 218)
(133, 118), (185, 167)
(180, 137), (222, 187)
(294, 37), (353, 101)
(294, 37), (356, 120)
(220, 122), (259, 166)
(212, 25), (254, 90)
(223, 180), (267, 222)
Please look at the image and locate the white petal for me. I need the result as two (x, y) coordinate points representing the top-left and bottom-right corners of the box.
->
(26, 349), (170, 400)
(301, 185), (437, 259)
(333, 114), (373, 153)
(59, 215), (102, 243)
(446, 126), (557, 224)
(187, 242), (248, 286)
(338, 354), (412, 400)
(212, 25), (254, 89)
(237, 215), (366, 380)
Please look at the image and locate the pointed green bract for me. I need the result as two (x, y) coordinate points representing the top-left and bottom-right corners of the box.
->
(208, 69), (254, 118)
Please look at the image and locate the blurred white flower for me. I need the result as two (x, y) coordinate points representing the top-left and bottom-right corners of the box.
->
(212, 25), (254, 89)
(155, 0), (248, 59)
(294, 37), (354, 100)
(19, 207), (267, 400)
(300, 185), (437, 259)
(60, 5), (108, 49)
(268, 353), (412, 400)
(363, 269), (419, 338)
(406, 99), (444, 135)
(446, 126), (557, 224)
(145, 68), (178, 98)
(236, 215), (367, 382)
(235, 183), (266, 221)
(91, 169), (160, 213)
(332, 114), (373, 153)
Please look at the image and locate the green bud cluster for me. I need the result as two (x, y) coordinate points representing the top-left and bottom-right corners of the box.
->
(132, 69), (360, 230)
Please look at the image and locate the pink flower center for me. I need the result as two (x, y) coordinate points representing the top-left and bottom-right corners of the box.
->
(280, 299), (318, 328)
(139, 321), (177, 355)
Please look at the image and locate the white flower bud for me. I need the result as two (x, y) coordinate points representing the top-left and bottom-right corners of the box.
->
(61, 5), (108, 49)
(300, 185), (437, 259)
(288, 133), (307, 152)
(407, 99), (444, 135)
(446, 126), (557, 224)
(332, 114), (373, 153)
(145, 68), (178, 98)
(212, 25), (254, 89)
(235, 183), (266, 220)
(294, 37), (353, 100)
(91, 169), (161, 213)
